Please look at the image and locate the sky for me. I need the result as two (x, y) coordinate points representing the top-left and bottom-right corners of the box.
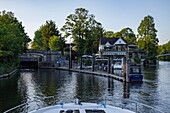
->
(0, 0), (170, 45)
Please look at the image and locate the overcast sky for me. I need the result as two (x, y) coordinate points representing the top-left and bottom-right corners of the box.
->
(0, 0), (170, 45)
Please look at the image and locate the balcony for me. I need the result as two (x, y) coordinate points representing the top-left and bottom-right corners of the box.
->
(101, 51), (127, 56)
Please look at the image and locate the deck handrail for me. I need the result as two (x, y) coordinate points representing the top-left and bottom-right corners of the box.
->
(120, 98), (164, 113)
(4, 96), (165, 113)
(4, 96), (55, 113)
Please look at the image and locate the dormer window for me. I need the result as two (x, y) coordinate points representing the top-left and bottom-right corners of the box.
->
(105, 41), (111, 47)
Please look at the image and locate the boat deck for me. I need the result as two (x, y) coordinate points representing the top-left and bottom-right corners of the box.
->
(30, 103), (134, 113)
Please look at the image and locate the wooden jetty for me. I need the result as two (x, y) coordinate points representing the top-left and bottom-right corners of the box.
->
(56, 67), (125, 82)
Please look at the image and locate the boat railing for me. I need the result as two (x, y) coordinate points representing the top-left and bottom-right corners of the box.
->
(4, 96), (165, 113)
(4, 96), (56, 113)
(105, 97), (164, 113)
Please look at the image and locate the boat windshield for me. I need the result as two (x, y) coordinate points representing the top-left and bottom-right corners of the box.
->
(59, 109), (105, 113)
(114, 60), (122, 65)
(60, 110), (80, 113)
(86, 110), (106, 113)
(130, 67), (141, 74)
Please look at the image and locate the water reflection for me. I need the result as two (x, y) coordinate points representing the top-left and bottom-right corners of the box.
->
(0, 61), (170, 112)
(0, 73), (23, 112)
(18, 71), (42, 101)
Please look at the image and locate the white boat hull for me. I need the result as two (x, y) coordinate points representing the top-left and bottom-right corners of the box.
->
(30, 102), (135, 113)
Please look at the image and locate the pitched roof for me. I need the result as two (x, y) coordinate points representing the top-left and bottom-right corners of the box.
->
(100, 37), (118, 45)
(100, 37), (127, 45)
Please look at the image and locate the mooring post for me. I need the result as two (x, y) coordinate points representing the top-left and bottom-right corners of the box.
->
(125, 51), (130, 82)
(111, 56), (113, 74)
(70, 56), (72, 68)
(107, 57), (110, 73)
(80, 56), (82, 70)
(92, 54), (95, 72)
(69, 57), (70, 69)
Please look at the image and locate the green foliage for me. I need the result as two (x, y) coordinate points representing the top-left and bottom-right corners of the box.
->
(120, 28), (136, 44)
(104, 28), (136, 44)
(158, 41), (170, 61)
(49, 36), (65, 51)
(31, 20), (64, 51)
(111, 31), (122, 38)
(0, 10), (30, 74)
(61, 8), (104, 56)
(104, 31), (114, 37)
(137, 15), (159, 56)
(134, 58), (141, 63)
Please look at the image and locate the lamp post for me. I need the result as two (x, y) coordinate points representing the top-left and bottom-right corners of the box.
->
(69, 37), (72, 69)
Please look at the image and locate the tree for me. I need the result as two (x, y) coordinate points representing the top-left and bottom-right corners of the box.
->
(49, 36), (65, 51)
(0, 10), (30, 57)
(158, 41), (170, 61)
(61, 8), (104, 56)
(31, 30), (44, 50)
(103, 28), (136, 44)
(90, 23), (104, 53)
(137, 15), (159, 56)
(111, 31), (122, 38)
(31, 20), (64, 51)
(0, 10), (30, 74)
(120, 28), (136, 44)
(104, 31), (114, 37)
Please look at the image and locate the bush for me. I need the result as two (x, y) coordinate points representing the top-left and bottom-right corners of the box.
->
(134, 58), (141, 63)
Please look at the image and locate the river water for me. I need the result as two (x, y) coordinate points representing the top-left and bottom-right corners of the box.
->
(0, 61), (170, 113)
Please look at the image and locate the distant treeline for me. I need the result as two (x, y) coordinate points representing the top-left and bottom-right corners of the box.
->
(158, 41), (170, 61)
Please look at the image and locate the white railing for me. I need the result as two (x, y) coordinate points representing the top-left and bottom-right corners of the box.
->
(4, 96), (165, 113)
(102, 51), (127, 56)
(4, 96), (55, 113)
(111, 98), (165, 113)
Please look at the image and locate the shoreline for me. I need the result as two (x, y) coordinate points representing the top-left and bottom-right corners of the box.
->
(0, 69), (18, 78)
(56, 67), (125, 82)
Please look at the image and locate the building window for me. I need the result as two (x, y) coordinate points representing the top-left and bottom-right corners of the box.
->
(118, 46), (121, 51)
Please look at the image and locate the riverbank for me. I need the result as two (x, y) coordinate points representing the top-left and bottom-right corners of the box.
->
(0, 69), (18, 78)
(56, 67), (125, 82)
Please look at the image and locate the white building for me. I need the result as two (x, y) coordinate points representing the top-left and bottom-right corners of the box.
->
(98, 37), (145, 65)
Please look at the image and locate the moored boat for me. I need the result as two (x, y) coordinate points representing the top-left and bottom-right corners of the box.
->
(128, 66), (143, 82)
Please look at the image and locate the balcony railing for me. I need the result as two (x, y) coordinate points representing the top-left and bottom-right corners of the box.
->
(101, 51), (127, 56)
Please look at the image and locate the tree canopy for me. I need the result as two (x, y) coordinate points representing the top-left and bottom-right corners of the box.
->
(31, 20), (65, 52)
(0, 10), (31, 74)
(61, 8), (104, 56)
(104, 27), (136, 44)
(137, 15), (159, 56)
(158, 41), (170, 60)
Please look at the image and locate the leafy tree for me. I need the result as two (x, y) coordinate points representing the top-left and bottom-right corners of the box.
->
(31, 30), (44, 50)
(0, 10), (30, 74)
(103, 28), (136, 44)
(111, 31), (122, 38)
(158, 41), (170, 60)
(90, 24), (104, 53)
(49, 36), (65, 51)
(84, 22), (104, 54)
(61, 8), (104, 56)
(104, 31), (114, 37)
(120, 28), (136, 44)
(137, 15), (159, 56)
(31, 20), (64, 51)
